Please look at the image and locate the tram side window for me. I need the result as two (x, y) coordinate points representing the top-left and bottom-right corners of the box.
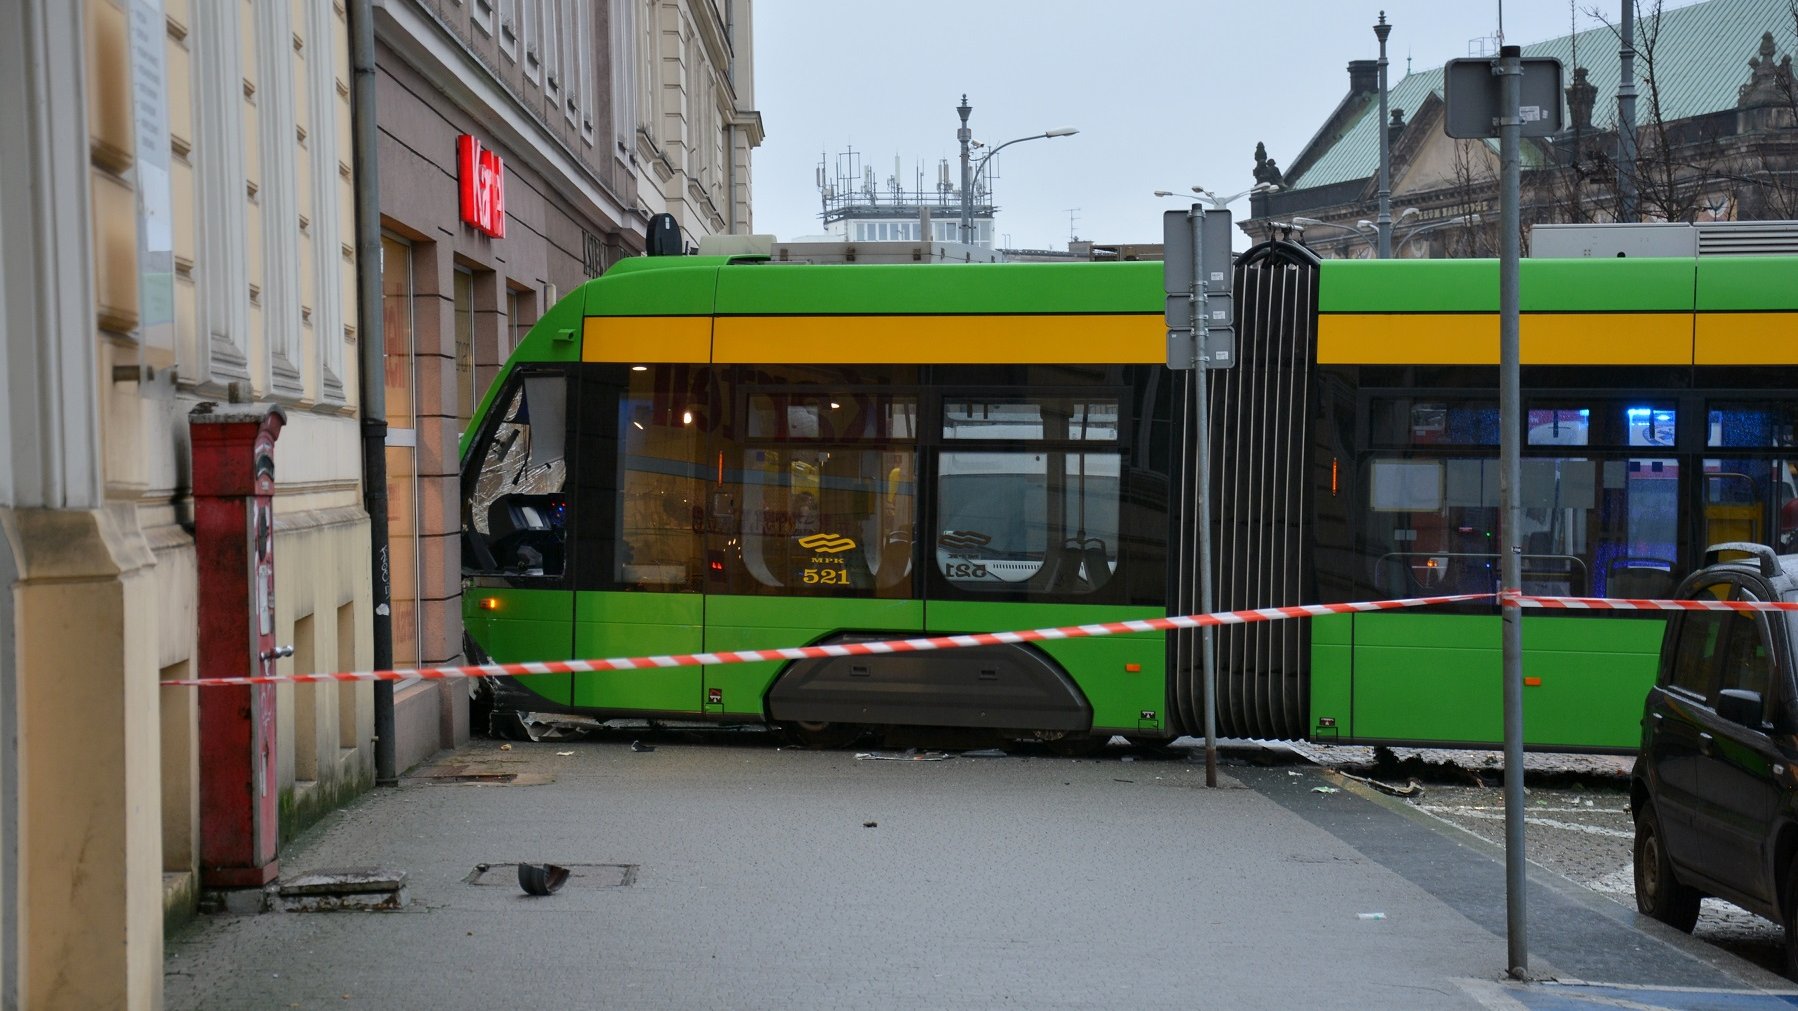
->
(936, 396), (1122, 595)
(464, 373), (569, 578)
(936, 450), (1121, 594)
(716, 391), (919, 599)
(1701, 457), (1798, 555)
(1362, 454), (1677, 599)
(614, 372), (709, 591)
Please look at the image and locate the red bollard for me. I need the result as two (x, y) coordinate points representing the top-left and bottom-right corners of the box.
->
(190, 404), (287, 889)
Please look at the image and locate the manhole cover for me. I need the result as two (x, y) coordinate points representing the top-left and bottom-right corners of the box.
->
(463, 862), (636, 888)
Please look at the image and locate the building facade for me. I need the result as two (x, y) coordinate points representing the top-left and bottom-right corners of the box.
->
(371, 0), (759, 766)
(1, 0), (373, 1005)
(1244, 0), (1798, 258)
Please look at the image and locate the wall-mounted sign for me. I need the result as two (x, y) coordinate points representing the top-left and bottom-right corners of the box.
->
(457, 134), (506, 238)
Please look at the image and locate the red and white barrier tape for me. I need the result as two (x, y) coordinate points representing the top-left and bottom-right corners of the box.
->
(158, 591), (1492, 687)
(1509, 593), (1798, 614)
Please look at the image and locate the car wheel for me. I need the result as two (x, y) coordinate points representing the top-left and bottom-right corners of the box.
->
(1634, 799), (1701, 932)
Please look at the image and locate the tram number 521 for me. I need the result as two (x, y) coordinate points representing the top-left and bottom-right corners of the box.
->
(942, 561), (989, 579)
(801, 567), (851, 586)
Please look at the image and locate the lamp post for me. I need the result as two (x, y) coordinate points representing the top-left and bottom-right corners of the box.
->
(1289, 216), (1376, 257)
(1395, 213), (1482, 257)
(1156, 184), (1273, 210)
(957, 95), (973, 243)
(1375, 11), (1394, 258)
(957, 99), (1078, 246)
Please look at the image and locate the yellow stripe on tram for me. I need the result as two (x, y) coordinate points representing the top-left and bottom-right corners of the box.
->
(713, 314), (1165, 364)
(1694, 312), (1798, 365)
(583, 316), (712, 363)
(1317, 312), (1695, 365)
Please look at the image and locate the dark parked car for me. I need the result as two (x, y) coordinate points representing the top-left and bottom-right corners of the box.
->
(1631, 542), (1798, 976)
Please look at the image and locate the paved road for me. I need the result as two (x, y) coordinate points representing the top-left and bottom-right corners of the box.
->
(1292, 743), (1789, 974)
(164, 733), (1798, 1009)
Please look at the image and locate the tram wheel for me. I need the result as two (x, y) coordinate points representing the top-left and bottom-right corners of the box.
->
(781, 721), (867, 750)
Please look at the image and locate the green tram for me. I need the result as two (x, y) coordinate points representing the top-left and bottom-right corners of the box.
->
(459, 241), (1798, 751)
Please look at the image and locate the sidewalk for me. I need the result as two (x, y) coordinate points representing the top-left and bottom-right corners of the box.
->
(163, 733), (1798, 1009)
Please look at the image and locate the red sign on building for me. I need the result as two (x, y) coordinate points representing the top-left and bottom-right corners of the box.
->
(457, 134), (506, 238)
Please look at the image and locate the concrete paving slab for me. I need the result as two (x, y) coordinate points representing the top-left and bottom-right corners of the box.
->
(161, 736), (1798, 1008)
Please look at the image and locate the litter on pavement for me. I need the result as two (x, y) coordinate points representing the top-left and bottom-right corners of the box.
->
(854, 750), (952, 761)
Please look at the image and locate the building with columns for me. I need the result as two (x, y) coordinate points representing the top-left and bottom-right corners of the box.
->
(1, 0), (373, 1005)
(1244, 0), (1798, 257)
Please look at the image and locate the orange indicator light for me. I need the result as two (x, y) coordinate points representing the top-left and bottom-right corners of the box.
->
(479, 597), (501, 612)
(1524, 676), (1542, 687)
(1331, 457), (1339, 496)
(1125, 663), (1142, 673)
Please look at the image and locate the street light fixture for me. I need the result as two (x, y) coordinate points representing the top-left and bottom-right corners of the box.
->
(1289, 216), (1375, 257)
(1395, 213), (1482, 257)
(957, 95), (1078, 246)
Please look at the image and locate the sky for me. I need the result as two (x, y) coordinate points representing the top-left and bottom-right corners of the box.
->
(748, 0), (1701, 251)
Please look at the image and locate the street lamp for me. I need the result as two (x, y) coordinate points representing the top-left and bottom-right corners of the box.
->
(1155, 183), (1279, 209)
(1289, 216), (1375, 257)
(956, 95), (1077, 246)
(1395, 213), (1482, 257)
(1374, 11), (1394, 257)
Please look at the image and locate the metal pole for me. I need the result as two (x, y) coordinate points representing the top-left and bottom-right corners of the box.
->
(349, 0), (397, 786)
(1374, 12), (1394, 258)
(1617, 1), (1638, 222)
(1497, 43), (1528, 977)
(957, 95), (973, 244)
(1191, 208), (1219, 788)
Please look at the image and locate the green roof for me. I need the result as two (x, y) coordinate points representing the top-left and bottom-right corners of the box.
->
(1293, 0), (1798, 189)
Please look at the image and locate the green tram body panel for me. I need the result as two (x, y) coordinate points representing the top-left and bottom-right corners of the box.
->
(464, 587), (574, 705)
(475, 589), (1161, 731)
(1308, 613), (1665, 750)
(701, 596), (925, 718)
(924, 601), (1166, 734)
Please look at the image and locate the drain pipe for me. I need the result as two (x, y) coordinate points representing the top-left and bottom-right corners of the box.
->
(349, 0), (397, 786)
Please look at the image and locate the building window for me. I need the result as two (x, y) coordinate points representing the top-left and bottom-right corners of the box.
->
(522, 0), (540, 83)
(610, 0), (635, 152)
(542, 0), (560, 94)
(508, 286), (534, 360)
(638, 0), (657, 146)
(381, 233), (423, 670)
(455, 266), (477, 425)
(500, 0), (519, 59)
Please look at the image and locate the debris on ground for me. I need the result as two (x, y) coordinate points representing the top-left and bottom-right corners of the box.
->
(960, 748), (1007, 758)
(1335, 771), (1425, 799)
(555, 751), (574, 757)
(1312, 785), (1340, 794)
(498, 744), (512, 751)
(516, 862), (570, 896)
(1357, 912), (1386, 920)
(854, 750), (951, 761)
(630, 741), (655, 753)
(862, 821), (877, 828)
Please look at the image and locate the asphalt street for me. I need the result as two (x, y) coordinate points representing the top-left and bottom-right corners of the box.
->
(163, 733), (1798, 1009)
